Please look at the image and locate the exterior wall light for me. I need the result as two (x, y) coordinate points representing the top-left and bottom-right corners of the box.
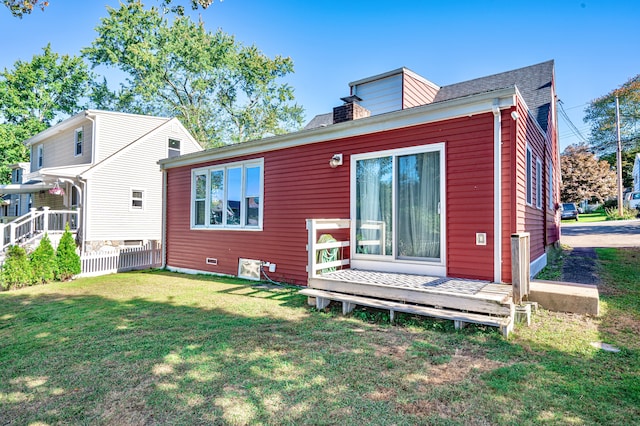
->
(329, 153), (343, 168)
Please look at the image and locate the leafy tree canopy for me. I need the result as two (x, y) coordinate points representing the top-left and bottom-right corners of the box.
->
(4, 0), (215, 18)
(82, 0), (304, 147)
(0, 44), (92, 183)
(0, 44), (92, 126)
(584, 74), (640, 156)
(561, 144), (617, 204)
(600, 147), (640, 190)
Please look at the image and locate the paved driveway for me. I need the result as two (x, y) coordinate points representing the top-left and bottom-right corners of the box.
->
(560, 219), (640, 248)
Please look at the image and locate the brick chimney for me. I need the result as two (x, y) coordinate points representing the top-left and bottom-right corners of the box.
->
(333, 95), (370, 124)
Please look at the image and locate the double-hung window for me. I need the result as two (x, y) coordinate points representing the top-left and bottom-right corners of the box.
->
(131, 189), (144, 210)
(192, 159), (263, 230)
(168, 138), (181, 158)
(536, 158), (542, 209)
(526, 146), (532, 205)
(548, 162), (554, 210)
(75, 127), (83, 156)
(37, 145), (44, 169)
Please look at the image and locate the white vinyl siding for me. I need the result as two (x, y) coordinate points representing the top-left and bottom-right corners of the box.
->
(93, 113), (169, 162)
(31, 123), (93, 171)
(84, 123), (201, 242)
(352, 73), (403, 116)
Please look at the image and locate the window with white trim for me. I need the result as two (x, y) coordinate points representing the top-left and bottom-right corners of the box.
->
(536, 158), (542, 209)
(131, 189), (144, 210)
(37, 145), (44, 169)
(168, 138), (181, 158)
(74, 127), (83, 156)
(526, 146), (532, 205)
(548, 162), (554, 210)
(191, 159), (263, 229)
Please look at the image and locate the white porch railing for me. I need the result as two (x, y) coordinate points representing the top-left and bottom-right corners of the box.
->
(306, 219), (351, 279)
(79, 241), (162, 278)
(1, 207), (79, 253)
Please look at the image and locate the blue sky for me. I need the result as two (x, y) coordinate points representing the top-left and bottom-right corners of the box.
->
(1, 0), (639, 151)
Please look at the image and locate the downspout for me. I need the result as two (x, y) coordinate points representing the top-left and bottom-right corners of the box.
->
(79, 111), (96, 254)
(161, 166), (167, 269)
(492, 101), (502, 283)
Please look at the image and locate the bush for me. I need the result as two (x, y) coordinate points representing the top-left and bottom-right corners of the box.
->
(1, 245), (32, 289)
(30, 233), (57, 284)
(55, 223), (81, 281)
(605, 206), (638, 221)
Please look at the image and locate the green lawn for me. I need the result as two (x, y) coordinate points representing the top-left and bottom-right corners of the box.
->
(1, 265), (639, 425)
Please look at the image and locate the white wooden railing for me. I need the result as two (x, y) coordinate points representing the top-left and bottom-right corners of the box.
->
(1, 207), (79, 253)
(80, 241), (162, 278)
(306, 219), (351, 279)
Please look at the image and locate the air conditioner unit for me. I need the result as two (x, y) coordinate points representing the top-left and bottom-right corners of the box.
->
(238, 258), (262, 281)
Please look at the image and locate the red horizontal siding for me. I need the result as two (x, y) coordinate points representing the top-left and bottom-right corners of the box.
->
(166, 113), (503, 284)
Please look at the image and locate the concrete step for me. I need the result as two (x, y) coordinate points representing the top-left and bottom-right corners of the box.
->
(529, 280), (599, 316)
(300, 288), (514, 336)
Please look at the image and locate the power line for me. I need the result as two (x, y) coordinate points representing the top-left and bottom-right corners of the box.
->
(558, 99), (587, 143)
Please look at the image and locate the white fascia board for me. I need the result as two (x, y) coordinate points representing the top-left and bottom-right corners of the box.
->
(25, 111), (88, 146)
(160, 87), (517, 170)
(79, 118), (180, 179)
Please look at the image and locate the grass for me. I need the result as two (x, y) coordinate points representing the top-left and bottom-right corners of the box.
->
(1, 266), (639, 425)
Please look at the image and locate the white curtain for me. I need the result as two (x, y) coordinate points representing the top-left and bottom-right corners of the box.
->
(396, 152), (440, 259)
(356, 157), (392, 255)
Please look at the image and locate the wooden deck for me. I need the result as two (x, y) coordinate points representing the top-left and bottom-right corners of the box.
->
(302, 269), (515, 336)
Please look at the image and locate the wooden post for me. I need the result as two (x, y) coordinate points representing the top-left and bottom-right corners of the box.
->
(511, 233), (530, 304)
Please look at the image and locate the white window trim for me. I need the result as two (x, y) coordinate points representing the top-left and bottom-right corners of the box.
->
(349, 143), (446, 276)
(536, 158), (543, 209)
(548, 162), (554, 210)
(74, 127), (83, 157)
(37, 145), (44, 169)
(130, 188), (145, 211)
(190, 158), (264, 231)
(168, 137), (181, 158)
(526, 145), (532, 206)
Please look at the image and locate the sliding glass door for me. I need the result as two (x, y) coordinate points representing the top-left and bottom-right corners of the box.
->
(353, 144), (443, 263)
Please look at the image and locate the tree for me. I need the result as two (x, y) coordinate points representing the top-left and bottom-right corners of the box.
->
(82, 1), (304, 147)
(584, 74), (640, 156)
(30, 233), (57, 284)
(4, 0), (216, 17)
(1, 245), (32, 289)
(600, 147), (640, 190)
(560, 144), (617, 204)
(55, 223), (81, 281)
(0, 44), (92, 183)
(3, 0), (48, 18)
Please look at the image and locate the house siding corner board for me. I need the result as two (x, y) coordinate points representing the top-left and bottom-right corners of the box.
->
(165, 114), (500, 285)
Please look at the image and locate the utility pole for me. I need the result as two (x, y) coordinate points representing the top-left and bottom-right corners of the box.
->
(615, 95), (623, 216)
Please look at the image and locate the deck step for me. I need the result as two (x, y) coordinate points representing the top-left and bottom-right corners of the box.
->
(300, 288), (514, 336)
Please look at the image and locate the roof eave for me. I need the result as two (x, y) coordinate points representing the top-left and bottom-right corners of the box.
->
(159, 86), (517, 170)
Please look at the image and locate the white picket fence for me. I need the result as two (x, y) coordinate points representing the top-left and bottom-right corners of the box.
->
(79, 241), (162, 277)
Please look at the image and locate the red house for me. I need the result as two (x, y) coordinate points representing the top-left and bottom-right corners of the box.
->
(160, 61), (560, 330)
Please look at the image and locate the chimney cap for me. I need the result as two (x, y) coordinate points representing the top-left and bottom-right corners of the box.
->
(340, 95), (362, 104)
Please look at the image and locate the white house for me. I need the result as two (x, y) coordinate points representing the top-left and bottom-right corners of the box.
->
(0, 110), (202, 252)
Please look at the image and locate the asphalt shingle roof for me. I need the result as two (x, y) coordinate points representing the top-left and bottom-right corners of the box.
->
(304, 60), (554, 132)
(433, 60), (554, 131)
